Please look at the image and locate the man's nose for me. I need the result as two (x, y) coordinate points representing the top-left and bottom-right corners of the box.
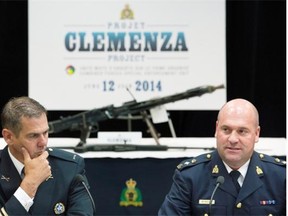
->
(38, 134), (48, 146)
(228, 131), (239, 143)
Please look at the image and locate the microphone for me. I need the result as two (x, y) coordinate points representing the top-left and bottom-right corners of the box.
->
(209, 176), (225, 215)
(74, 174), (96, 215)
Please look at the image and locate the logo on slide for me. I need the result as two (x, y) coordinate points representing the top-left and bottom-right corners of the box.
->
(65, 65), (75, 75)
(120, 4), (134, 20)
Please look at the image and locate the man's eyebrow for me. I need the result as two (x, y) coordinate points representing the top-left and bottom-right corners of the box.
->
(238, 127), (249, 131)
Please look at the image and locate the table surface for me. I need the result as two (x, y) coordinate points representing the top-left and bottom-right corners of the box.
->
(1, 137), (285, 159)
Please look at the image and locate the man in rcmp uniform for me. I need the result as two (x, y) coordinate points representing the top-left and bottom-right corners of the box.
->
(0, 97), (95, 215)
(159, 98), (286, 215)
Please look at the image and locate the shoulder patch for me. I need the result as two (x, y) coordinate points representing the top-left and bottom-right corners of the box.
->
(47, 148), (80, 163)
(177, 153), (212, 171)
(258, 153), (286, 166)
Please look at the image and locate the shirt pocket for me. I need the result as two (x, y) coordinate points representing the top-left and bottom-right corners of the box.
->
(194, 204), (227, 215)
(250, 205), (282, 215)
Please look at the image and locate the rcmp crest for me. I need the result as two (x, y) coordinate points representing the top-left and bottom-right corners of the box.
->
(119, 178), (143, 207)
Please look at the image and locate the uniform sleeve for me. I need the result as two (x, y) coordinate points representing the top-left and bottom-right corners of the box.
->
(158, 169), (192, 215)
(0, 195), (30, 216)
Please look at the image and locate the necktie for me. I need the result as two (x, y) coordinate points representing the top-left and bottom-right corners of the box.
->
(230, 170), (241, 193)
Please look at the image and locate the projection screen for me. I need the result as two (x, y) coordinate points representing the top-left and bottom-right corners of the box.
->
(29, 0), (226, 110)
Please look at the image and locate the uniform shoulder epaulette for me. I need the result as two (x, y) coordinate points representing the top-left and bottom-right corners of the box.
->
(47, 147), (80, 163)
(258, 153), (286, 166)
(177, 153), (213, 171)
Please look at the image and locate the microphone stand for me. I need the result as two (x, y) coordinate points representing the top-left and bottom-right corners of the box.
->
(209, 176), (224, 215)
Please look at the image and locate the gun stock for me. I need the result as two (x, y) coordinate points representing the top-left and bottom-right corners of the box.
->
(48, 84), (224, 146)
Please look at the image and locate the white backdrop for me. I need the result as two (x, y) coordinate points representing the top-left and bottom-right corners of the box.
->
(29, 0), (226, 110)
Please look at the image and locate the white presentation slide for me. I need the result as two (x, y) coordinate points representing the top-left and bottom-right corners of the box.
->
(29, 0), (226, 110)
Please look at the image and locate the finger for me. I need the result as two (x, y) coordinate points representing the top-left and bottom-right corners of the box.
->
(40, 151), (49, 160)
(22, 147), (31, 163)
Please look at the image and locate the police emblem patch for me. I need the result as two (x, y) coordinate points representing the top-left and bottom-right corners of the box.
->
(119, 178), (143, 207)
(54, 202), (65, 215)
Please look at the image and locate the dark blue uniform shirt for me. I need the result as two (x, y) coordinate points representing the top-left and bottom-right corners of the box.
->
(0, 146), (94, 215)
(159, 150), (286, 215)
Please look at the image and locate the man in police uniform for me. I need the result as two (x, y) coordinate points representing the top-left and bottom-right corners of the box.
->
(158, 98), (286, 215)
(0, 97), (95, 215)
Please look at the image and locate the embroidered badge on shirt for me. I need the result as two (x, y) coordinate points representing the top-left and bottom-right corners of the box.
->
(54, 202), (65, 214)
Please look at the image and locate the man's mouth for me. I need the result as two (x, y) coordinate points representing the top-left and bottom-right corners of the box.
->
(228, 147), (241, 150)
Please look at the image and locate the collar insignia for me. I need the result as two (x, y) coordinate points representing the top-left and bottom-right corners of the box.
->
(212, 165), (219, 174)
(1, 175), (10, 182)
(256, 166), (263, 175)
(46, 174), (54, 181)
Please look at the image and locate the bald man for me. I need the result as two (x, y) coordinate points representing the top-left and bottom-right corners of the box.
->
(158, 99), (286, 215)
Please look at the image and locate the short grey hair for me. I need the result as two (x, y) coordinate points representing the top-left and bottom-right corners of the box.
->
(1, 96), (47, 136)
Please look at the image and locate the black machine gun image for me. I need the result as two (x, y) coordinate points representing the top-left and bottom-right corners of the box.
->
(48, 84), (224, 151)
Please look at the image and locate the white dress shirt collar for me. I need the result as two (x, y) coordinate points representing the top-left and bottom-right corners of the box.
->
(223, 159), (250, 186)
(8, 147), (24, 176)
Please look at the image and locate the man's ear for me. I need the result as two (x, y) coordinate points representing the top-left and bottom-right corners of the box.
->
(2, 128), (14, 144)
(254, 126), (261, 143)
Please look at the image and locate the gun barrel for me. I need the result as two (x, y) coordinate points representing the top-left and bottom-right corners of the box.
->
(48, 84), (225, 142)
(115, 84), (225, 114)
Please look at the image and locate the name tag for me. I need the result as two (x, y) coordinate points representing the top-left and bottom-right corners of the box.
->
(199, 199), (215, 205)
